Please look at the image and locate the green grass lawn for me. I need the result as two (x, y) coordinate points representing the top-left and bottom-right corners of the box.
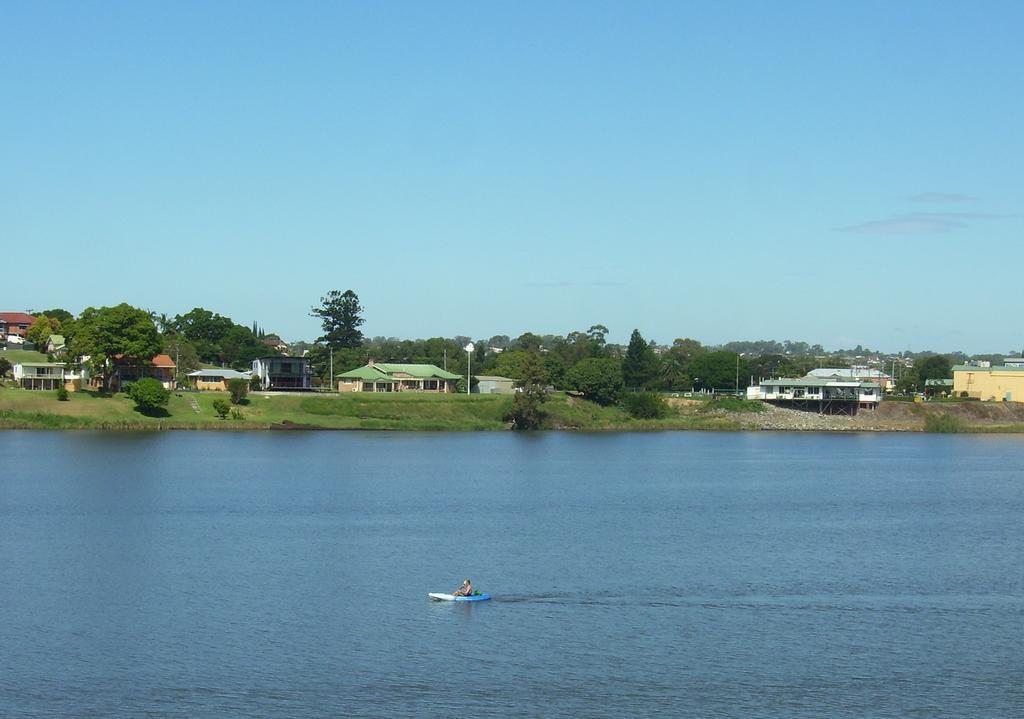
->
(0, 386), (748, 431)
(0, 348), (50, 364)
(0, 386), (515, 430)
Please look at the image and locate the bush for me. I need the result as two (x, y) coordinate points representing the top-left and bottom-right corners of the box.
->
(566, 358), (624, 406)
(503, 388), (547, 429)
(703, 397), (768, 413)
(230, 408), (244, 420)
(213, 399), (231, 419)
(227, 377), (249, 404)
(128, 378), (170, 414)
(56, 387), (69, 401)
(622, 392), (669, 419)
(924, 413), (962, 433)
(250, 374), (262, 392)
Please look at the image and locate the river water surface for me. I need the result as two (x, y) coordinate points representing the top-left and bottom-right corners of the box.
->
(1, 431), (1022, 717)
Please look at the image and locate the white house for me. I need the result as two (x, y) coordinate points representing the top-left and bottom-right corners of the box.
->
(747, 375), (881, 414)
(807, 367), (894, 392)
(13, 362), (66, 390)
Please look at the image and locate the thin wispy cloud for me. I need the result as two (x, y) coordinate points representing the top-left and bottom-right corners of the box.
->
(837, 212), (1020, 235)
(906, 192), (978, 204)
(522, 280), (627, 288)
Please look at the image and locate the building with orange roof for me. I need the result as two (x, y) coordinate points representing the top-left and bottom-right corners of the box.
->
(111, 353), (177, 390)
(0, 312), (36, 338)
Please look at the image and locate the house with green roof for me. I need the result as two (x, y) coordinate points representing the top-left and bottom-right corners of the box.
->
(336, 361), (461, 393)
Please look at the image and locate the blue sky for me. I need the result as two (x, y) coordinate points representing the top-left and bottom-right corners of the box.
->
(3, 2), (1022, 353)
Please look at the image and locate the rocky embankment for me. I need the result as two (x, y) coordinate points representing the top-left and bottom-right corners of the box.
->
(716, 400), (1024, 432)
(729, 404), (914, 431)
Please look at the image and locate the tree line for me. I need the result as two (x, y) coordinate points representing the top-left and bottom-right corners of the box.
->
(13, 290), (963, 401)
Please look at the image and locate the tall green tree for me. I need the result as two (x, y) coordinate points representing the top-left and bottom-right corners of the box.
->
(622, 329), (659, 389)
(26, 315), (61, 348)
(911, 354), (952, 393)
(69, 304), (161, 392)
(218, 325), (266, 368)
(566, 358), (624, 406)
(173, 308), (235, 362)
(689, 351), (747, 392)
(312, 289), (365, 350)
(37, 308), (73, 323)
(504, 351), (548, 430)
(162, 336), (201, 386)
(492, 350), (533, 381)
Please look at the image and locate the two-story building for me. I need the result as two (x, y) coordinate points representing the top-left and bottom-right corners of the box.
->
(112, 354), (177, 390)
(336, 361), (461, 393)
(252, 356), (312, 391)
(13, 362), (66, 390)
(747, 375), (881, 414)
(0, 312), (36, 339)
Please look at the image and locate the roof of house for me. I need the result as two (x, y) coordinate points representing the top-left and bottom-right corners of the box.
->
(113, 353), (177, 367)
(47, 334), (65, 346)
(759, 377), (881, 389)
(475, 375), (516, 382)
(15, 362), (66, 368)
(337, 362), (460, 380)
(188, 369), (251, 379)
(808, 368), (891, 380)
(952, 364), (1024, 373)
(0, 312), (36, 325)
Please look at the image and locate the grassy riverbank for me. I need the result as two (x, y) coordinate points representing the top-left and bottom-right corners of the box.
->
(3, 386), (1023, 432)
(0, 387), (741, 431)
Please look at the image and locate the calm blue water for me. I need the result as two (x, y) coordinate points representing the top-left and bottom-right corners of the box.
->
(1, 431), (1022, 717)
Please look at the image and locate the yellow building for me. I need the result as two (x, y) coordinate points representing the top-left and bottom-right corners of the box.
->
(188, 368), (252, 391)
(952, 363), (1024, 402)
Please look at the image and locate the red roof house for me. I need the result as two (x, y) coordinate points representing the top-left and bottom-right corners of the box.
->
(0, 312), (37, 337)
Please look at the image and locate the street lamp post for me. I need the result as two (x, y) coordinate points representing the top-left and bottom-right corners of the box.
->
(464, 342), (474, 395)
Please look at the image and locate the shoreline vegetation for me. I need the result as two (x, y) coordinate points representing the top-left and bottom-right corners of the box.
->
(2, 388), (1024, 433)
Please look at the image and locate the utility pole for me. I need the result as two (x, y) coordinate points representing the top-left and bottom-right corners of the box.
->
(329, 348), (333, 392)
(464, 343), (474, 395)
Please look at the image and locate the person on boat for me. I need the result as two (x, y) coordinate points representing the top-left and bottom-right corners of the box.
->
(453, 578), (473, 597)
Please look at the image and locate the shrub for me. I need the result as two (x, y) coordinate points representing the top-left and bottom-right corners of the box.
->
(622, 392), (669, 419)
(213, 399), (231, 419)
(127, 378), (170, 414)
(227, 377), (249, 404)
(924, 413), (962, 433)
(703, 397), (767, 413)
(230, 408), (244, 420)
(56, 386), (69, 401)
(503, 388), (547, 429)
(566, 358), (624, 406)
(249, 374), (262, 392)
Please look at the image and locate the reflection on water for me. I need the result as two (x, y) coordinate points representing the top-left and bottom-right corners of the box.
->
(1, 430), (1022, 717)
